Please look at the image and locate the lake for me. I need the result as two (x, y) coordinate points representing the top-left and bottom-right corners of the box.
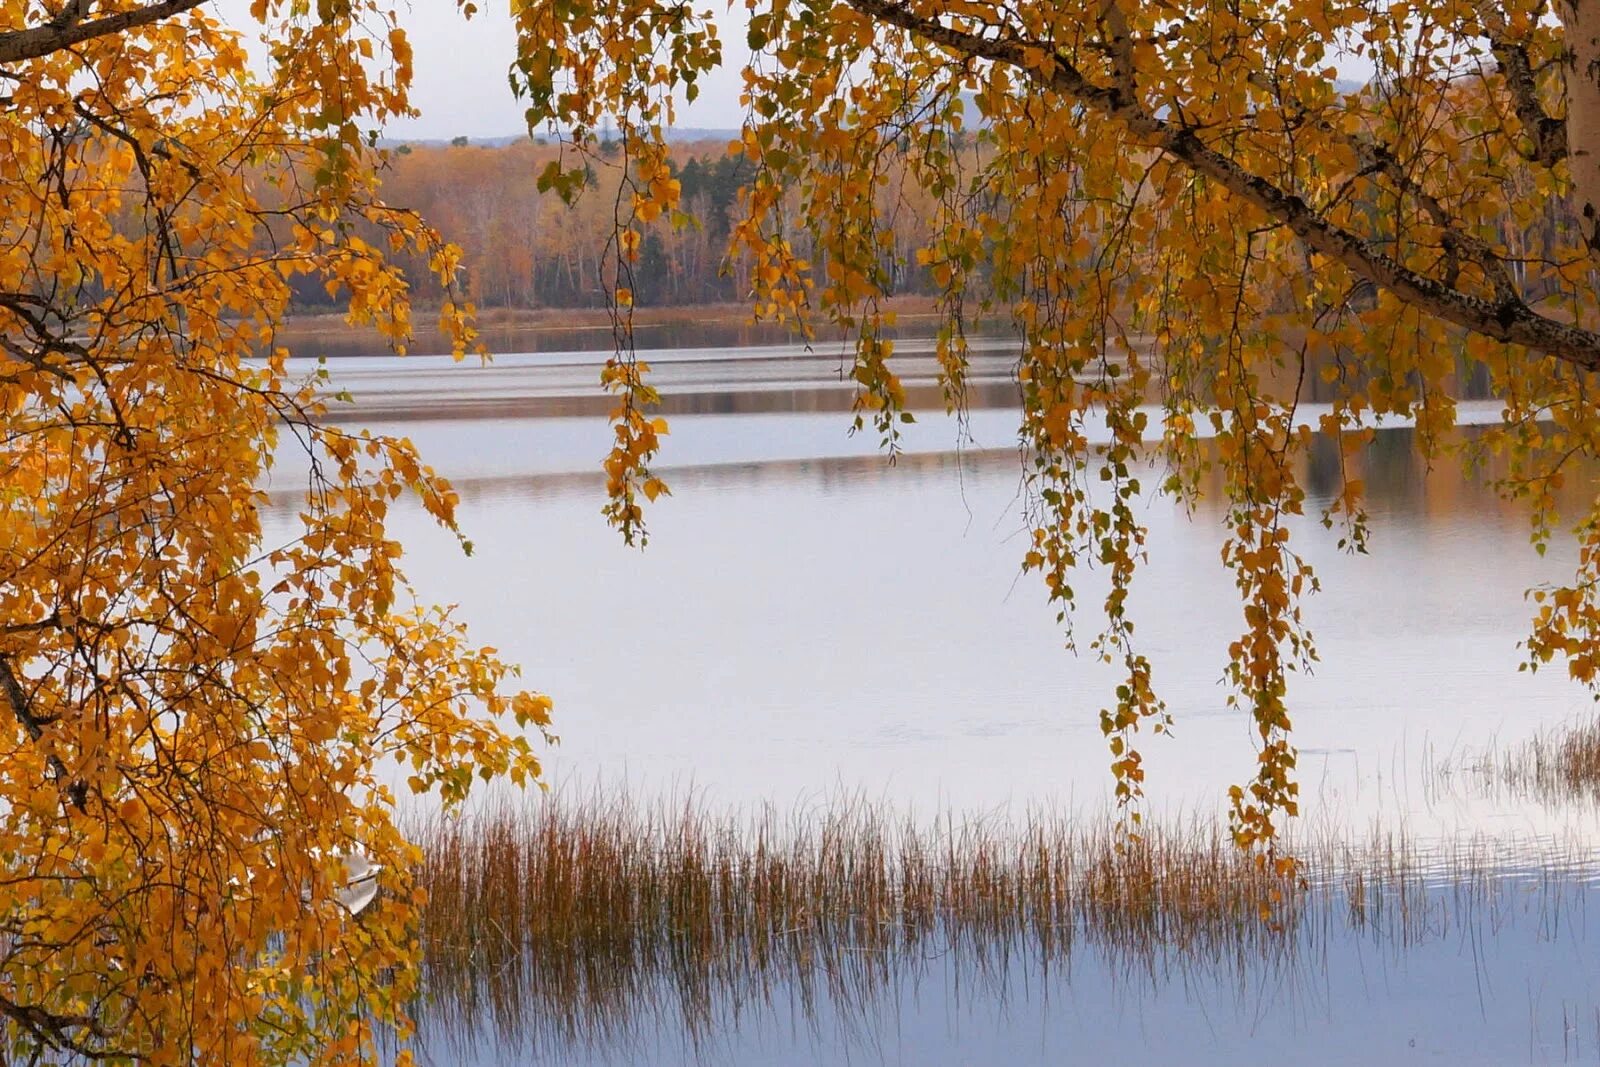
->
(265, 340), (1600, 1064)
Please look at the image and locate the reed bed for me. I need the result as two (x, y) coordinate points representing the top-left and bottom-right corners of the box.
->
(404, 792), (1596, 1058)
(1435, 715), (1600, 802)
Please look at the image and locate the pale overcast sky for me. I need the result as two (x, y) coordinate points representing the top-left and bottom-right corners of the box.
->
(214, 3), (1373, 142)
(213, 1), (752, 140)
(387, 4), (752, 139)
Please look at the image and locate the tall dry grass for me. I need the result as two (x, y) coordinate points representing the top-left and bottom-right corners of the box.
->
(1435, 715), (1600, 802)
(403, 792), (1590, 1057)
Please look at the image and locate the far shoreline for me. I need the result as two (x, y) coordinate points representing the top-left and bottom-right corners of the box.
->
(270, 295), (954, 357)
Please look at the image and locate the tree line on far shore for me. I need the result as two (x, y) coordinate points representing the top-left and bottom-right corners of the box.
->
(278, 137), (949, 312)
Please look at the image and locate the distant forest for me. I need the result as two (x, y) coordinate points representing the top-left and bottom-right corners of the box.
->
(281, 138), (945, 312)
(283, 131), (1571, 320)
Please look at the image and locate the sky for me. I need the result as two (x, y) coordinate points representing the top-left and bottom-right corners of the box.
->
(206, 0), (751, 139)
(295, 2), (750, 140)
(215, 2), (1373, 143)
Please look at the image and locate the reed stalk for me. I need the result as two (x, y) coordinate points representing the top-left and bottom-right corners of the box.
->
(403, 792), (1592, 1057)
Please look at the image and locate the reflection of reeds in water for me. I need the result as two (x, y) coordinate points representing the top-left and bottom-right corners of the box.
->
(407, 795), (1595, 1062)
(1434, 715), (1600, 804)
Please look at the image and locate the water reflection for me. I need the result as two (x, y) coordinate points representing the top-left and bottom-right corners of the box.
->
(307, 338), (1022, 422)
(285, 314), (960, 361)
(309, 355), (1501, 424)
(408, 799), (1600, 1067)
(262, 400), (1594, 839)
(260, 344), (1600, 1065)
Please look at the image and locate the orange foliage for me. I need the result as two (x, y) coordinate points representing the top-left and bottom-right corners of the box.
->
(0, 2), (547, 1061)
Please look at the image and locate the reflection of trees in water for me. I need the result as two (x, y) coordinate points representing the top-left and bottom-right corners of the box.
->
(1362, 427), (1423, 504)
(1270, 346), (1498, 407)
(328, 377), (1022, 422)
(405, 798), (1593, 1064)
(439, 448), (1023, 508)
(1232, 423), (1591, 523)
(284, 320), (808, 360)
(436, 421), (1579, 534)
(279, 317), (983, 360)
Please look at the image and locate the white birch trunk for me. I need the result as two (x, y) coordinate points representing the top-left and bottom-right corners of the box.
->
(1560, 1), (1600, 249)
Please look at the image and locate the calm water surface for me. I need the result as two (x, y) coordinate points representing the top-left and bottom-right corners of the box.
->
(265, 340), (1600, 1064)
(418, 868), (1600, 1066)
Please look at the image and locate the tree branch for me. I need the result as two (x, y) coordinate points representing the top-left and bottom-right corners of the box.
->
(0, 0), (209, 66)
(846, 0), (1600, 371)
(1476, 1), (1568, 166)
(0, 989), (126, 1064)
(1346, 131), (1522, 304)
(47, 0), (94, 32)
(0, 655), (87, 812)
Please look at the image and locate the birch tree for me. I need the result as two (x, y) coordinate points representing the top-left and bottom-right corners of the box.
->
(514, 0), (1600, 852)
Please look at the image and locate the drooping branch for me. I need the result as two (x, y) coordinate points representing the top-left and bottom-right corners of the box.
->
(845, 0), (1600, 371)
(1233, 67), (1522, 304)
(0, 0), (209, 66)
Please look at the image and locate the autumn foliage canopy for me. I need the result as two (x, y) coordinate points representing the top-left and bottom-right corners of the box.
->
(4, 0), (1600, 1062)
(512, 0), (1600, 850)
(0, 0), (548, 1061)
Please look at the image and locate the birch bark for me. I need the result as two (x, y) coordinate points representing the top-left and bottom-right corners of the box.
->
(1560, 1), (1600, 249)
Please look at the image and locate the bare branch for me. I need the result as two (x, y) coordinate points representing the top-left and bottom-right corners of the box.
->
(0, 655), (87, 812)
(0, 989), (127, 1064)
(47, 0), (93, 31)
(0, 0), (210, 66)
